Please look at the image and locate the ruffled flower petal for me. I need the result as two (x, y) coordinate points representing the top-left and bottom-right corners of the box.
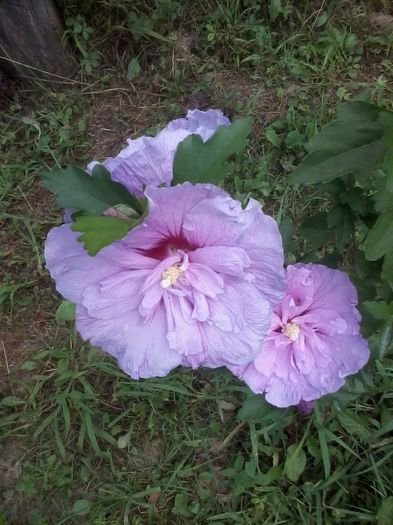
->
(144, 183), (224, 241)
(230, 263), (370, 407)
(165, 108), (230, 140)
(46, 181), (285, 379)
(45, 225), (122, 304)
(183, 196), (286, 305)
(87, 109), (230, 196)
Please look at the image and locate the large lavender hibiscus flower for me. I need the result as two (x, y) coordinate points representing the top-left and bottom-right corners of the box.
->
(87, 109), (230, 195)
(229, 263), (370, 407)
(45, 183), (286, 379)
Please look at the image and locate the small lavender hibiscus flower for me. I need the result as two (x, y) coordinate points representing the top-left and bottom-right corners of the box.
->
(229, 263), (370, 408)
(87, 109), (230, 196)
(45, 183), (286, 379)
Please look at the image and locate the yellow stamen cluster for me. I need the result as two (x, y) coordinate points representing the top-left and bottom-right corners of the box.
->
(161, 265), (182, 288)
(282, 322), (300, 341)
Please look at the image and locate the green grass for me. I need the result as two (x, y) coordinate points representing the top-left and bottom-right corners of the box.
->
(1, 1), (393, 523)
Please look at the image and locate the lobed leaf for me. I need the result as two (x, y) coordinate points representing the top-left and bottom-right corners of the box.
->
(363, 300), (393, 322)
(72, 215), (135, 256)
(290, 102), (393, 185)
(298, 212), (333, 249)
(172, 117), (253, 186)
(380, 112), (393, 190)
(364, 210), (393, 261)
(382, 249), (393, 283)
(41, 164), (144, 215)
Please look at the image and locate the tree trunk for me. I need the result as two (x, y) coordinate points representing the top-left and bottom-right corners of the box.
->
(0, 0), (72, 80)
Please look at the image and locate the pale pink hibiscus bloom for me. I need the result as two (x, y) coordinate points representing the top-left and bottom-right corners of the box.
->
(45, 183), (286, 379)
(229, 263), (370, 407)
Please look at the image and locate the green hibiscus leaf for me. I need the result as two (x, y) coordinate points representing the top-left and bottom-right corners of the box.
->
(298, 212), (333, 249)
(375, 185), (393, 213)
(41, 164), (144, 215)
(364, 210), (393, 261)
(380, 112), (393, 191)
(363, 300), (393, 321)
(172, 117), (253, 186)
(290, 102), (391, 185)
(72, 215), (135, 256)
(382, 249), (393, 283)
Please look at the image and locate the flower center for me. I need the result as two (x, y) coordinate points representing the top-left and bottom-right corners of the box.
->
(161, 265), (183, 288)
(282, 322), (300, 341)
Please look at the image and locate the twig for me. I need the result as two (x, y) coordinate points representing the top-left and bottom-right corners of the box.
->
(210, 421), (246, 453)
(1, 339), (14, 395)
(303, 0), (326, 28)
(17, 184), (34, 211)
(0, 55), (89, 85)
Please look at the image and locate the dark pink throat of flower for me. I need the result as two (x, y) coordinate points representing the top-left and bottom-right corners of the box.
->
(139, 235), (194, 260)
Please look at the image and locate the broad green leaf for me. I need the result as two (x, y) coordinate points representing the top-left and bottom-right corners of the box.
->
(71, 499), (92, 516)
(330, 374), (367, 407)
(298, 212), (333, 249)
(322, 179), (346, 194)
(315, 11), (328, 27)
(379, 112), (393, 190)
(364, 210), (393, 261)
(72, 215), (133, 256)
(269, 0), (282, 22)
(127, 57), (140, 81)
(285, 129), (304, 149)
(20, 361), (38, 371)
(237, 395), (268, 420)
(173, 493), (193, 518)
(56, 300), (76, 324)
(363, 300), (393, 321)
(290, 102), (390, 185)
(375, 186), (393, 213)
(382, 249), (393, 282)
(266, 128), (281, 147)
(378, 496), (393, 525)
(284, 443), (307, 482)
(337, 410), (371, 441)
(172, 117), (253, 186)
(327, 205), (345, 228)
(237, 394), (283, 422)
(319, 250), (340, 268)
(41, 164), (143, 215)
(340, 188), (370, 215)
(279, 215), (296, 252)
(254, 465), (283, 485)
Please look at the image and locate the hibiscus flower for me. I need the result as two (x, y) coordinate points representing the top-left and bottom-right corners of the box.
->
(229, 263), (370, 407)
(87, 109), (230, 195)
(45, 183), (285, 379)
